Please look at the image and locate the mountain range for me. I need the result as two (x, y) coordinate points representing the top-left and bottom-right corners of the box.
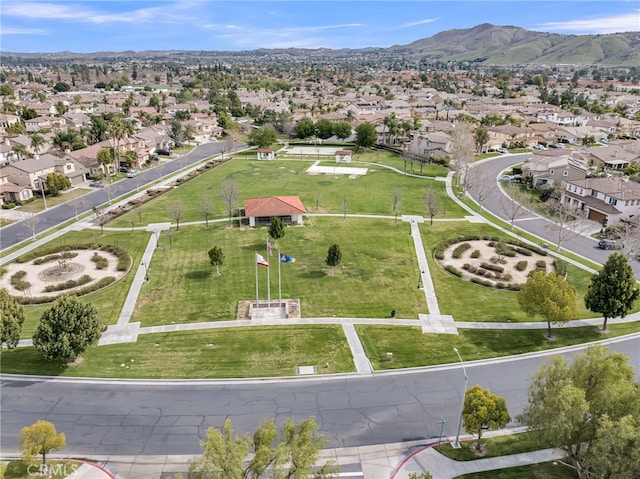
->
(3, 24), (639, 66)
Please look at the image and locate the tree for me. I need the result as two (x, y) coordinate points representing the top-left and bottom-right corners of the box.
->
(169, 201), (185, 231)
(19, 420), (66, 469)
(391, 188), (401, 224)
(0, 287), (25, 348)
(355, 122), (376, 150)
(108, 117), (133, 173)
(450, 121), (475, 190)
(584, 252), (639, 331)
(522, 345), (640, 479)
(220, 179), (238, 227)
(200, 194), (213, 229)
(208, 246), (224, 276)
(342, 196), (348, 221)
(45, 173), (71, 196)
(423, 186), (441, 225)
(11, 143), (28, 161)
(96, 147), (113, 175)
(293, 117), (316, 139)
(30, 134), (45, 154)
(170, 118), (184, 147)
(315, 118), (334, 140)
(473, 126), (489, 153)
(189, 416), (335, 479)
(333, 121), (351, 140)
(247, 127), (277, 149)
(22, 212), (41, 241)
(518, 271), (578, 338)
(467, 170), (493, 212)
(32, 295), (104, 362)
(544, 199), (588, 251)
(500, 184), (529, 230)
(268, 216), (286, 241)
(326, 244), (342, 275)
(586, 414), (640, 479)
(462, 385), (511, 452)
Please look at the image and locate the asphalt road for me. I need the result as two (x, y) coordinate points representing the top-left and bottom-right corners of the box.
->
(0, 141), (243, 251)
(467, 154), (640, 280)
(1, 337), (638, 454)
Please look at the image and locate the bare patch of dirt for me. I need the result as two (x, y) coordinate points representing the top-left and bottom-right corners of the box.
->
(67, 357), (85, 367)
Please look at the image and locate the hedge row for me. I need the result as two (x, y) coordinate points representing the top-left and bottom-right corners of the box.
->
(444, 265), (463, 277)
(91, 252), (109, 270)
(16, 276), (116, 305)
(452, 243), (472, 259)
(463, 263), (513, 281)
(16, 243), (130, 271)
(43, 274), (92, 292)
(470, 250), (481, 258)
(435, 235), (496, 260)
(436, 236), (547, 261)
(10, 271), (31, 291)
(32, 251), (78, 265)
(480, 262), (504, 273)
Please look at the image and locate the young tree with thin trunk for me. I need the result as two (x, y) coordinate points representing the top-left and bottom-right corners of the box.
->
(467, 170), (492, 212)
(199, 195), (213, 229)
(169, 200), (185, 231)
(220, 179), (238, 227)
(22, 213), (40, 241)
(450, 121), (475, 191)
(391, 188), (401, 224)
(463, 385), (511, 452)
(500, 184), (529, 230)
(19, 420), (66, 469)
(544, 199), (588, 251)
(207, 246), (224, 276)
(423, 186), (441, 225)
(268, 216), (285, 240)
(518, 271), (578, 339)
(584, 252), (639, 331)
(342, 196), (348, 221)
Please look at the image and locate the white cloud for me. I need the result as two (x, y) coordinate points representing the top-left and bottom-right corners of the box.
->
(537, 11), (640, 34)
(1, 26), (47, 35)
(402, 18), (439, 28)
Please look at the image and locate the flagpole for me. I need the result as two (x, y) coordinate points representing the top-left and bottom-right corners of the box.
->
(255, 251), (259, 316)
(267, 262), (271, 308)
(278, 249), (282, 307)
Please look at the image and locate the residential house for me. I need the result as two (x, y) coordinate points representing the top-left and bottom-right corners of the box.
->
(0, 175), (33, 205)
(522, 150), (589, 188)
(408, 131), (452, 159)
(0, 153), (87, 190)
(586, 146), (639, 170)
(561, 177), (640, 226)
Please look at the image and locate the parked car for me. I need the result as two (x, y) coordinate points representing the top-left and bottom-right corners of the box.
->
(533, 144), (546, 150)
(126, 170), (140, 178)
(496, 148), (508, 154)
(156, 149), (171, 156)
(499, 175), (513, 182)
(119, 166), (130, 173)
(89, 181), (105, 188)
(598, 239), (621, 250)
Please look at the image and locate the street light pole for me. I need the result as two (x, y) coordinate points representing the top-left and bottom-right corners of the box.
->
(39, 177), (48, 210)
(452, 347), (468, 449)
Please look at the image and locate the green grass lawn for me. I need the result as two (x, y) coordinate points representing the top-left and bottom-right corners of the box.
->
(435, 431), (551, 460)
(108, 157), (466, 227)
(14, 229), (150, 339)
(19, 188), (91, 213)
(0, 325), (355, 378)
(0, 218), (13, 227)
(454, 462), (577, 479)
(134, 216), (426, 326)
(356, 323), (640, 370)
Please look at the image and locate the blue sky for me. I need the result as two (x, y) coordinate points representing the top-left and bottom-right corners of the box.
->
(1, 1), (639, 53)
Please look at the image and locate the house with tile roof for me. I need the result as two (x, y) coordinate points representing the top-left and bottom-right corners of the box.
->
(0, 153), (87, 190)
(244, 196), (306, 227)
(561, 177), (640, 226)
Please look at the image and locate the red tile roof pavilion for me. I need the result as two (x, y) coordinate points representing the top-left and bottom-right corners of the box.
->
(244, 196), (306, 217)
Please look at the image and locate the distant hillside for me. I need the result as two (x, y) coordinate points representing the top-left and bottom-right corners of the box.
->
(2, 23), (639, 66)
(390, 23), (640, 66)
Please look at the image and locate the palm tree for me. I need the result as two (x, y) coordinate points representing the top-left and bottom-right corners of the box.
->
(108, 118), (134, 173)
(30, 134), (45, 154)
(11, 143), (28, 161)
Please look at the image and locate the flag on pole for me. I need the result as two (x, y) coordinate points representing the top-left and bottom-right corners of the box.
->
(256, 253), (270, 268)
(267, 237), (273, 256)
(279, 253), (295, 263)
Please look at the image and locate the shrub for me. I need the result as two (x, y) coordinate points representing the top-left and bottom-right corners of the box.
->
(471, 278), (493, 287)
(470, 250), (481, 258)
(496, 282), (505, 289)
(507, 283), (522, 291)
(512, 247), (533, 256)
(535, 260), (547, 270)
(490, 256), (508, 265)
(10, 271), (31, 291)
(445, 265), (463, 277)
(91, 252), (109, 270)
(515, 261), (528, 271)
(43, 274), (92, 292)
(553, 259), (567, 276)
(452, 243), (472, 259)
(480, 262), (504, 273)
(32, 252), (78, 265)
(17, 276), (116, 305)
(17, 244), (131, 272)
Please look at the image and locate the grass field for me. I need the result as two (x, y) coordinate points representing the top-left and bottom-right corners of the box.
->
(0, 325), (355, 378)
(134, 216), (426, 326)
(435, 431), (552, 461)
(3, 461), (83, 479)
(356, 324), (640, 370)
(108, 156), (466, 227)
(19, 188), (91, 213)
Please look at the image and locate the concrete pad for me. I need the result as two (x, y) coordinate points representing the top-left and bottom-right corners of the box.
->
(98, 322), (141, 345)
(296, 365), (317, 375)
(465, 215), (487, 223)
(420, 314), (459, 335)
